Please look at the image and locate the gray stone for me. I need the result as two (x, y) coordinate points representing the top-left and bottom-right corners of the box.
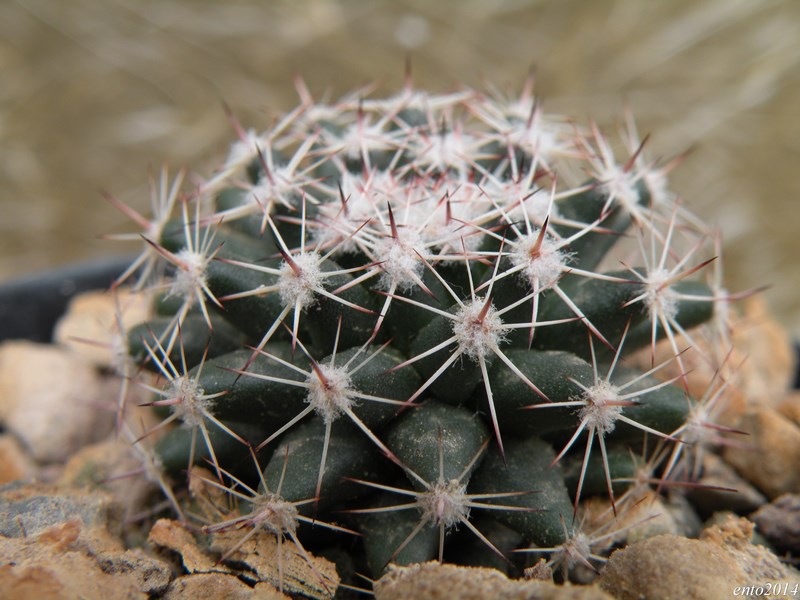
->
(0, 482), (120, 539)
(751, 494), (800, 553)
(97, 548), (174, 595)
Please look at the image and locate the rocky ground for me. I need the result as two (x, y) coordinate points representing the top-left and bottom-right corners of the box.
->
(1, 290), (799, 599)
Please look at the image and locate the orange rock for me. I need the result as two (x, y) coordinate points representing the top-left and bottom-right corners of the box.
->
(149, 517), (337, 599)
(36, 519), (82, 550)
(163, 573), (287, 600)
(375, 562), (614, 600)
(148, 519), (226, 575)
(628, 297), (794, 425)
(723, 407), (800, 498)
(0, 524), (145, 600)
(598, 516), (800, 600)
(777, 392), (800, 427)
(53, 288), (151, 369)
(210, 527), (339, 599)
(0, 435), (36, 484)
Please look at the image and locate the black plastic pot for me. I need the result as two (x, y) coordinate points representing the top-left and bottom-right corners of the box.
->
(0, 256), (134, 343)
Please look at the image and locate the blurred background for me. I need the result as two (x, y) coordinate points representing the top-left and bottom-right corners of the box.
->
(1, 0), (799, 333)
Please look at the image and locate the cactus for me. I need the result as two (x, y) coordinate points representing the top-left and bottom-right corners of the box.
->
(109, 79), (743, 593)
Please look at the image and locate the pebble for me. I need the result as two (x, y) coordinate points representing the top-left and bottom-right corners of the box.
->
(723, 407), (800, 499)
(97, 548), (173, 596)
(580, 493), (683, 547)
(0, 482), (121, 548)
(58, 439), (158, 527)
(751, 494), (800, 554)
(728, 298), (795, 410)
(148, 518), (337, 599)
(778, 392), (800, 427)
(53, 288), (151, 369)
(162, 573), (288, 600)
(628, 298), (795, 421)
(374, 561), (615, 600)
(597, 516), (800, 600)
(0, 434), (36, 485)
(148, 519), (226, 575)
(0, 519), (145, 600)
(209, 525), (339, 599)
(0, 341), (115, 462)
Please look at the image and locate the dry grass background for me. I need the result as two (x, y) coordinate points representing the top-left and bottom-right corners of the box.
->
(1, 0), (799, 332)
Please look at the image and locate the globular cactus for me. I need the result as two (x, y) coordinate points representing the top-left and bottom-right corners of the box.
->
(109, 79), (741, 594)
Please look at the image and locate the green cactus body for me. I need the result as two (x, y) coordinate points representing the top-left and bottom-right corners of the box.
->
(185, 345), (309, 426)
(562, 445), (640, 499)
(357, 490), (440, 571)
(113, 83), (737, 592)
(261, 419), (386, 514)
(470, 437), (574, 547)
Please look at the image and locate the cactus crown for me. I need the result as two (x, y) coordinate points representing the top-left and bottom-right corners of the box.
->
(111, 79), (740, 594)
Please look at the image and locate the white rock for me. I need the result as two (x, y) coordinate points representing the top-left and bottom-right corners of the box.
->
(0, 341), (115, 462)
